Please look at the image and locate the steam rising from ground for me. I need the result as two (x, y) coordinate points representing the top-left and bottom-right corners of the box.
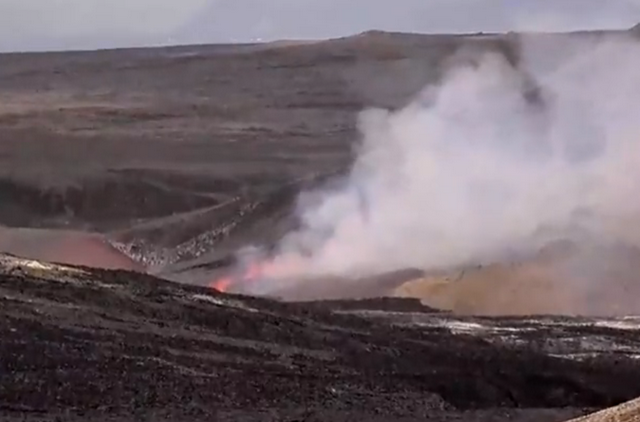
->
(242, 35), (640, 300)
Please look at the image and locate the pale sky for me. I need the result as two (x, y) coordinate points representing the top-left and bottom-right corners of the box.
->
(1, 0), (640, 52)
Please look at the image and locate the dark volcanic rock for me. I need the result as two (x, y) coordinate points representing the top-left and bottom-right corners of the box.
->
(0, 254), (639, 421)
(298, 296), (442, 313)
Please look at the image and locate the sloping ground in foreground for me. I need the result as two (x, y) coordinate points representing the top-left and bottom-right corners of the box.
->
(565, 395), (640, 422)
(1, 253), (640, 422)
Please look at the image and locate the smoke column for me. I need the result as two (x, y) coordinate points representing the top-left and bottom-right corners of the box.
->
(244, 34), (640, 297)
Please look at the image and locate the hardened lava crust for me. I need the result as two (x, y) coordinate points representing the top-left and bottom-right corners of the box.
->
(1, 254), (640, 421)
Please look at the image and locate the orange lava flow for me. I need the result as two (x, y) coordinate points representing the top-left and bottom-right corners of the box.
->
(209, 262), (266, 293)
(209, 256), (306, 294)
(211, 277), (232, 292)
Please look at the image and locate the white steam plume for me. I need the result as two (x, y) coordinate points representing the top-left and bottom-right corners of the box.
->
(246, 34), (640, 295)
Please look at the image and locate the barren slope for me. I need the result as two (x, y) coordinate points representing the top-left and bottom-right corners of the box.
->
(2, 253), (640, 421)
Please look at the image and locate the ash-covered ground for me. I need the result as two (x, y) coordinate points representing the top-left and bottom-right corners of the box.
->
(2, 26), (640, 421)
(1, 254), (640, 422)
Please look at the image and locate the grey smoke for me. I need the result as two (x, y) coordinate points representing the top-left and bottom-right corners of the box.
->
(247, 34), (640, 295)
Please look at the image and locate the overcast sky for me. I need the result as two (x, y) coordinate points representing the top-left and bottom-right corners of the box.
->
(1, 0), (640, 52)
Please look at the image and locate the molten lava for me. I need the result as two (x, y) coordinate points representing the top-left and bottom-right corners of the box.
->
(209, 261), (265, 293)
(211, 277), (232, 292)
(209, 255), (307, 294)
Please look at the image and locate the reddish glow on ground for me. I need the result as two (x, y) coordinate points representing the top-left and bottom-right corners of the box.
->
(211, 277), (232, 292)
(209, 262), (266, 293)
(209, 255), (308, 294)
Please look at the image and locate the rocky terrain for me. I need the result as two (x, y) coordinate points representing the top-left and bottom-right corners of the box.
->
(1, 253), (640, 421)
(2, 25), (640, 421)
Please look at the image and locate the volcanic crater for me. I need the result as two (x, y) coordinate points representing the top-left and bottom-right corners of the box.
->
(2, 26), (640, 422)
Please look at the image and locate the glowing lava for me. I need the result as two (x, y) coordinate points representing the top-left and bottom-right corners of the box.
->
(209, 254), (310, 294)
(211, 276), (232, 292)
(209, 261), (267, 293)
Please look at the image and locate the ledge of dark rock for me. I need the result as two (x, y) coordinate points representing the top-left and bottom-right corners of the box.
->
(1, 253), (640, 421)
